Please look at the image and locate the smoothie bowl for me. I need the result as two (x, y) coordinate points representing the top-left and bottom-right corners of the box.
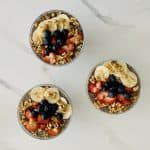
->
(17, 84), (72, 139)
(30, 10), (84, 65)
(88, 60), (140, 114)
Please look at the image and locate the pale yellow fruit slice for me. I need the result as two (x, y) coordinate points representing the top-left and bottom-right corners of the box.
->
(120, 71), (138, 88)
(44, 88), (60, 104)
(30, 87), (45, 102)
(63, 104), (72, 119)
(94, 66), (110, 81)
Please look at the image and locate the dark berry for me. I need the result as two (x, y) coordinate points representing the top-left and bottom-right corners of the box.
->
(109, 75), (117, 83)
(56, 38), (64, 47)
(38, 104), (45, 113)
(51, 45), (57, 52)
(43, 30), (51, 39)
(43, 37), (49, 45)
(31, 110), (38, 117)
(61, 29), (69, 39)
(102, 82), (109, 91)
(123, 93), (131, 99)
(53, 30), (62, 38)
(117, 84), (125, 93)
(41, 99), (49, 106)
(108, 91), (116, 98)
(41, 112), (48, 120)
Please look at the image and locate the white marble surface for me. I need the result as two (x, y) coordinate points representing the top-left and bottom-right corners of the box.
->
(0, 0), (150, 150)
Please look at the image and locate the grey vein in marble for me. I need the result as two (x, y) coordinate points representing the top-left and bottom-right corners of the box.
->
(0, 78), (22, 96)
(81, 0), (135, 28)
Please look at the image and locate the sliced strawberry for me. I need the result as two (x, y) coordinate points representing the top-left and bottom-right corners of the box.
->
(51, 36), (57, 45)
(67, 43), (75, 51)
(96, 91), (108, 101)
(125, 87), (133, 93)
(57, 49), (65, 55)
(103, 96), (116, 104)
(39, 124), (47, 130)
(89, 83), (99, 93)
(47, 128), (60, 136)
(121, 99), (132, 105)
(26, 120), (38, 132)
(25, 110), (32, 120)
(37, 115), (49, 124)
(95, 81), (102, 90)
(117, 94), (125, 101)
(42, 56), (50, 63)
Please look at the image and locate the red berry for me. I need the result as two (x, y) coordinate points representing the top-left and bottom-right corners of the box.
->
(26, 120), (38, 132)
(42, 56), (50, 63)
(58, 49), (65, 55)
(51, 36), (57, 45)
(47, 128), (60, 136)
(103, 97), (116, 104)
(25, 110), (32, 120)
(96, 81), (102, 90)
(89, 83), (99, 93)
(96, 91), (108, 101)
(37, 115), (49, 124)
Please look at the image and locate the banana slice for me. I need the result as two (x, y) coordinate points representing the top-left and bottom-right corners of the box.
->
(57, 20), (64, 31)
(63, 104), (72, 119)
(94, 66), (110, 81)
(30, 87), (45, 102)
(120, 71), (138, 88)
(44, 88), (60, 103)
(104, 60), (128, 76)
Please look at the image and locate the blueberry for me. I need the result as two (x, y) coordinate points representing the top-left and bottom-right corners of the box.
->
(31, 110), (38, 117)
(43, 37), (49, 45)
(117, 84), (125, 93)
(43, 30), (51, 39)
(51, 45), (57, 52)
(41, 112), (48, 120)
(61, 29), (69, 39)
(123, 93), (131, 99)
(109, 75), (117, 83)
(41, 99), (49, 106)
(53, 30), (62, 38)
(108, 91), (116, 98)
(47, 104), (58, 115)
(102, 82), (110, 91)
(38, 104), (45, 113)
(56, 38), (64, 47)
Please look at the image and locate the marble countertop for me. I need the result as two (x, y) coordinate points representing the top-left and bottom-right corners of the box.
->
(0, 0), (150, 150)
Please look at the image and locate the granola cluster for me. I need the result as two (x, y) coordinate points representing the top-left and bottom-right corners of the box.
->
(88, 60), (140, 114)
(18, 85), (72, 139)
(30, 10), (84, 65)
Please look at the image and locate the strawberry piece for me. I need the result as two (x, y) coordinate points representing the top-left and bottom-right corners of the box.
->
(51, 36), (57, 45)
(122, 99), (132, 105)
(39, 124), (47, 130)
(125, 87), (133, 93)
(57, 49), (65, 55)
(97, 91), (115, 104)
(89, 83), (99, 93)
(67, 43), (75, 51)
(42, 56), (50, 63)
(25, 110), (32, 120)
(117, 94), (125, 101)
(96, 81), (102, 90)
(26, 120), (38, 132)
(104, 97), (116, 104)
(117, 94), (131, 105)
(47, 128), (60, 136)
(49, 52), (56, 64)
(96, 91), (108, 101)
(37, 115), (49, 124)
